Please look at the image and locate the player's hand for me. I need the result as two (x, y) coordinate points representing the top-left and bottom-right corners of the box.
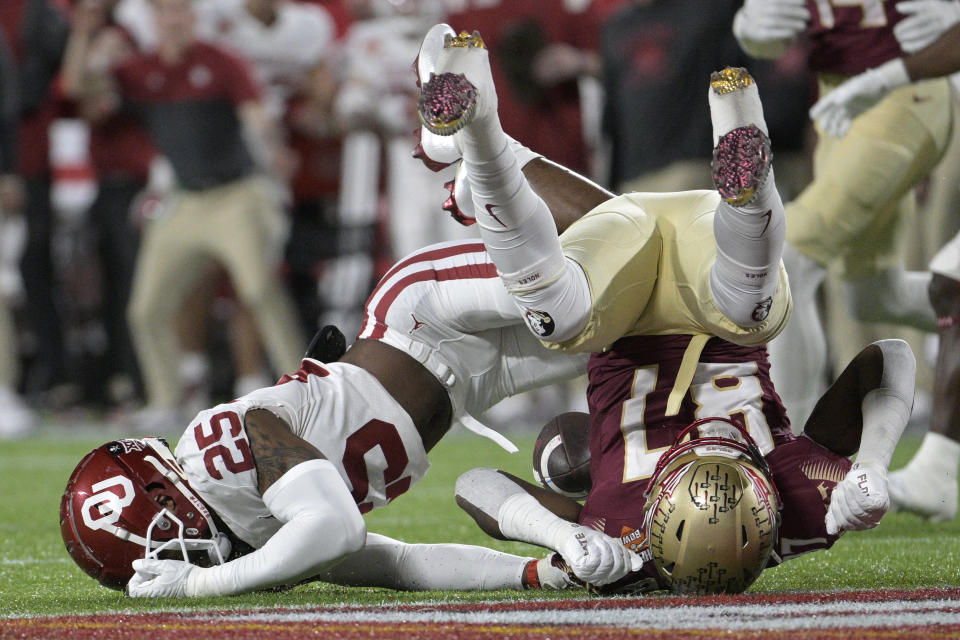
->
(825, 462), (890, 535)
(809, 59), (910, 139)
(126, 559), (197, 598)
(559, 526), (641, 586)
(894, 0), (960, 53)
(734, 0), (810, 43)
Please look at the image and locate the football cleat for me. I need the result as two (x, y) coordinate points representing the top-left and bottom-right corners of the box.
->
(414, 23), (461, 168)
(709, 67), (772, 206)
(419, 71), (478, 136)
(522, 554), (581, 590)
(417, 30), (496, 138)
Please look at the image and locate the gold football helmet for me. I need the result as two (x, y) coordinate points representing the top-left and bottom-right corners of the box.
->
(642, 417), (781, 595)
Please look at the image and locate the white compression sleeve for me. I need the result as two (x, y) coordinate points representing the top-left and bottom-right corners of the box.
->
(709, 171), (786, 328)
(467, 145), (591, 342)
(186, 459), (366, 596)
(319, 533), (530, 591)
(857, 339), (916, 469)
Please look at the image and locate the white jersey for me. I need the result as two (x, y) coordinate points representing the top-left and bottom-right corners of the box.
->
(174, 359), (426, 549)
(196, 0), (336, 117)
(176, 240), (585, 549)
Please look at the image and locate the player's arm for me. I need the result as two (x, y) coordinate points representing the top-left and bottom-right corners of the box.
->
(810, 19), (960, 138)
(454, 468), (639, 587)
(802, 340), (916, 534)
(732, 0), (810, 59)
(127, 409), (365, 597)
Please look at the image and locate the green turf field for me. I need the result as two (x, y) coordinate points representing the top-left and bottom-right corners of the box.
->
(1, 428), (957, 618)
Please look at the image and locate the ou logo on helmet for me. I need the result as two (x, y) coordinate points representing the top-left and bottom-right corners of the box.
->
(81, 475), (135, 532)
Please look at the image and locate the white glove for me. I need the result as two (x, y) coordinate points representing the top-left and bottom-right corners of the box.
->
(558, 525), (641, 586)
(894, 0), (960, 53)
(126, 558), (199, 598)
(809, 58), (911, 139)
(733, 0), (810, 58)
(825, 462), (890, 535)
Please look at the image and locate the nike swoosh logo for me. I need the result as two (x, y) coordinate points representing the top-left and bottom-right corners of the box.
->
(760, 209), (772, 236)
(485, 203), (507, 227)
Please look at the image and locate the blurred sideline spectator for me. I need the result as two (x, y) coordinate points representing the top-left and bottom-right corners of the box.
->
(331, 0), (470, 337)
(76, 0), (305, 431)
(601, 0), (811, 198)
(59, 0), (157, 409)
(168, 0), (340, 409)
(0, 24), (38, 437)
(0, 0), (70, 401)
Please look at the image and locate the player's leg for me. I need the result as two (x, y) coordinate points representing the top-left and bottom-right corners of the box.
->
(127, 196), (209, 412)
(767, 244), (829, 429)
(317, 532), (574, 591)
(454, 467), (637, 586)
(415, 25), (612, 234)
(706, 67), (787, 328)
(211, 178), (306, 375)
(418, 30), (592, 343)
(800, 339), (915, 533)
(889, 234), (960, 521)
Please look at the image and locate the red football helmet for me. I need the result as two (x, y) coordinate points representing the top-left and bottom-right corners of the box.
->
(60, 437), (231, 590)
(642, 417), (782, 594)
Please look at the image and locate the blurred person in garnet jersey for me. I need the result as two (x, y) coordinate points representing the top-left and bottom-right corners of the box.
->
(0, 0), (70, 399)
(60, 0), (159, 408)
(73, 0), (306, 432)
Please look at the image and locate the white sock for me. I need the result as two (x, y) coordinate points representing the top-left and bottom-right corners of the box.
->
(498, 492), (579, 552)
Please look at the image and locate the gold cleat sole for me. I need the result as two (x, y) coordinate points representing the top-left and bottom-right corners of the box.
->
(710, 67), (755, 95)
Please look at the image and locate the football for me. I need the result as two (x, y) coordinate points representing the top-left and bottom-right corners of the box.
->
(532, 411), (592, 499)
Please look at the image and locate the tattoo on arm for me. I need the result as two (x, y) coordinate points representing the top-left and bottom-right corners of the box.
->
(244, 408), (327, 495)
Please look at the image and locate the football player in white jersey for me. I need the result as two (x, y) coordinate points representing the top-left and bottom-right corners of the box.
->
(61, 232), (591, 596)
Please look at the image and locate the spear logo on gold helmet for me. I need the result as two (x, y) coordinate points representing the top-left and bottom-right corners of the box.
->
(642, 417), (781, 595)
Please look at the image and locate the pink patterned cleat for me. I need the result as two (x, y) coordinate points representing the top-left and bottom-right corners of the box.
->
(711, 124), (772, 206)
(418, 72), (478, 136)
(709, 67), (772, 207)
(417, 30), (490, 138)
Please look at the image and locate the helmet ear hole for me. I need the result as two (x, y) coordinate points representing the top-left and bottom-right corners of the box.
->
(675, 520), (685, 542)
(742, 524), (749, 548)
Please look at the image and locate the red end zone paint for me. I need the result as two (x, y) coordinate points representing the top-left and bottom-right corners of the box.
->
(4, 588), (960, 640)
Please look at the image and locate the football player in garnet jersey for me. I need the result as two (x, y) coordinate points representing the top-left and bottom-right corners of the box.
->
(455, 338), (915, 594)
(414, 26), (913, 593)
(732, 0), (953, 431)
(808, 12), (960, 522)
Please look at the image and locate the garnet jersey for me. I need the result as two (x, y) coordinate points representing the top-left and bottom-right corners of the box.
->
(805, 0), (905, 75)
(577, 334), (850, 591)
(174, 358), (428, 549)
